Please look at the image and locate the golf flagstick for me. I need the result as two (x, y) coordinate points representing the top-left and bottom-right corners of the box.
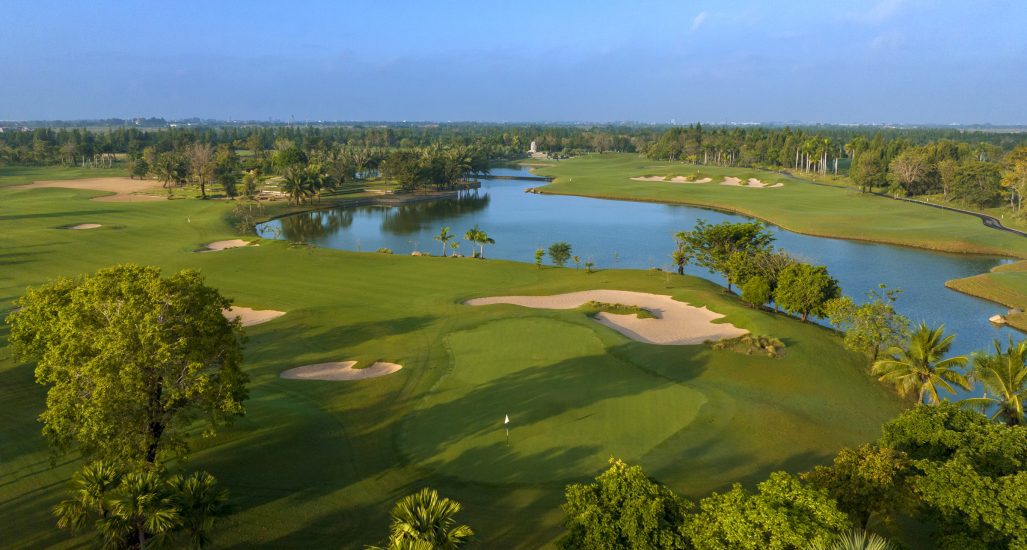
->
(504, 414), (510, 444)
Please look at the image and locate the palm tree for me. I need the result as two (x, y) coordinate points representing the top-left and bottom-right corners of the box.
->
(99, 470), (180, 550)
(381, 488), (473, 550)
(962, 337), (1027, 425)
(435, 227), (453, 257)
(872, 323), (970, 404)
(808, 528), (894, 550)
(282, 167), (314, 205)
(477, 231), (495, 259)
(464, 226), (482, 258)
(54, 460), (123, 533)
(168, 471), (231, 549)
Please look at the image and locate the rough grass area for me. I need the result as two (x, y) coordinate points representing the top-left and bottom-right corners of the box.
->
(709, 334), (786, 358)
(0, 164), (128, 187)
(534, 154), (1027, 258)
(579, 300), (657, 319)
(0, 172), (905, 548)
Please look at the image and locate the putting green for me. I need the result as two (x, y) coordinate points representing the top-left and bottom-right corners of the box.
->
(400, 317), (707, 484)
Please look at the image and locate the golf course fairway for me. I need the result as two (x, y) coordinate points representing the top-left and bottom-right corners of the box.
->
(0, 170), (905, 547)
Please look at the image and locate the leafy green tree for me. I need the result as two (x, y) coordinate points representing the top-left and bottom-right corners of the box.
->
(154, 152), (188, 189)
(464, 225), (494, 259)
(774, 263), (840, 321)
(682, 472), (849, 550)
(6, 264), (247, 465)
(534, 248), (545, 269)
(585, 260), (595, 273)
(213, 144), (241, 198)
(282, 166), (315, 205)
(675, 220), (775, 292)
(879, 404), (1027, 548)
(548, 242), (573, 267)
(851, 153), (886, 193)
(962, 338), (1027, 425)
(802, 445), (912, 529)
(951, 160), (1002, 207)
(435, 227), (453, 257)
(825, 285), (910, 362)
(871, 323), (970, 404)
(561, 458), (690, 550)
(573, 255), (581, 269)
(130, 158), (149, 180)
(741, 276), (772, 308)
(241, 171), (259, 201)
(378, 488), (473, 550)
(271, 146), (308, 174)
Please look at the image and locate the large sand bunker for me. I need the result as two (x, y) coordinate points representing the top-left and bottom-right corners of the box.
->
(222, 306), (285, 327)
(466, 290), (747, 345)
(721, 177), (784, 188)
(19, 177), (166, 202)
(201, 239), (252, 252)
(630, 175), (668, 181)
(280, 361), (403, 381)
(670, 176), (713, 183)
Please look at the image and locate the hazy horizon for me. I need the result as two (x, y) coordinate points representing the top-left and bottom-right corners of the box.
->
(3, 0), (1025, 124)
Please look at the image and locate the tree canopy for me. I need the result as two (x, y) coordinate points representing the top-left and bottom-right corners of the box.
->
(6, 264), (248, 465)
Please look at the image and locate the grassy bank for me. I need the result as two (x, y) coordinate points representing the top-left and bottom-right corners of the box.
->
(533, 154), (1027, 258)
(946, 261), (1027, 331)
(1, 177), (904, 548)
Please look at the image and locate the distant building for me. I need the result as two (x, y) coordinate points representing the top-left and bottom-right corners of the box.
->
(529, 140), (537, 154)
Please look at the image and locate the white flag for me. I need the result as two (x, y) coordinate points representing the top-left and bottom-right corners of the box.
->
(504, 414), (510, 425)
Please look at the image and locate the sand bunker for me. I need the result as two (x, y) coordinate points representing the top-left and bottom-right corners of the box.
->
(466, 290), (747, 345)
(19, 177), (166, 202)
(201, 239), (252, 252)
(67, 223), (101, 230)
(630, 175), (668, 181)
(280, 361), (403, 381)
(670, 176), (713, 183)
(222, 306), (285, 327)
(721, 177), (783, 188)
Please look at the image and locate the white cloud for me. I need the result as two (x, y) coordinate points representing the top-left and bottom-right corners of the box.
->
(690, 11), (708, 32)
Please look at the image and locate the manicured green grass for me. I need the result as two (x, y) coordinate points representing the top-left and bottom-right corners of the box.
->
(0, 176), (905, 548)
(533, 154), (1027, 258)
(947, 260), (1027, 331)
(0, 165), (127, 187)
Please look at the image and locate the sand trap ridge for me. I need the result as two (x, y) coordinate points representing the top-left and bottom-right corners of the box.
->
(630, 175), (668, 181)
(280, 361), (403, 381)
(67, 223), (102, 230)
(632, 175), (781, 187)
(466, 290), (747, 345)
(18, 177), (166, 202)
(721, 177), (783, 188)
(222, 306), (286, 327)
(201, 239), (252, 252)
(670, 176), (713, 183)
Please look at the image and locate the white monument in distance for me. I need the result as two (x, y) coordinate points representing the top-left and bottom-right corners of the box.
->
(529, 140), (537, 154)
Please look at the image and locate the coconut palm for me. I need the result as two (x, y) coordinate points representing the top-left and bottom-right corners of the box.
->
(962, 337), (1027, 425)
(808, 528), (894, 550)
(871, 322), (970, 404)
(435, 227), (453, 257)
(168, 471), (231, 549)
(382, 488), (473, 550)
(53, 460), (123, 532)
(282, 167), (314, 205)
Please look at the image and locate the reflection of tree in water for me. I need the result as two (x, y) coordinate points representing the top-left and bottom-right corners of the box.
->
(279, 209), (354, 241)
(379, 190), (491, 235)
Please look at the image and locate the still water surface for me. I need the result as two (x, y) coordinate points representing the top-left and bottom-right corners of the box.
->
(258, 166), (1019, 371)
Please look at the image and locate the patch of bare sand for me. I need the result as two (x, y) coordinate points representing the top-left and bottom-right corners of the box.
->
(466, 290), (747, 345)
(670, 176), (713, 183)
(67, 223), (101, 230)
(20, 178), (166, 202)
(201, 239), (252, 252)
(720, 177), (783, 188)
(280, 361), (403, 381)
(630, 176), (667, 181)
(222, 306), (285, 327)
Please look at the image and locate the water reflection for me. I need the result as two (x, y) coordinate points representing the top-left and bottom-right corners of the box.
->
(380, 190), (490, 235)
(279, 209), (354, 241)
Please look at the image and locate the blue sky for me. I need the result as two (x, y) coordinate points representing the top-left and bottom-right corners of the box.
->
(1, 0), (1025, 123)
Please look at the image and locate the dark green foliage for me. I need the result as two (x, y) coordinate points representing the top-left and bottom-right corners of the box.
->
(774, 263), (841, 321)
(741, 275), (772, 307)
(674, 219), (774, 291)
(681, 472), (849, 550)
(580, 301), (656, 319)
(548, 242), (573, 267)
(709, 334), (785, 357)
(951, 160), (1002, 207)
(802, 445), (913, 529)
(561, 459), (691, 549)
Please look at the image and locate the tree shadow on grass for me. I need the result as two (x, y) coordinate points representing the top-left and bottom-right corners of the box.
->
(0, 209), (122, 221)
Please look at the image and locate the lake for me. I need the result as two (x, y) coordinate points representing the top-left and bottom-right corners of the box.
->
(257, 166), (1019, 371)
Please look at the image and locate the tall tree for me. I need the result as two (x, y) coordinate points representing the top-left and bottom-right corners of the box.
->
(773, 263), (840, 321)
(962, 338), (1027, 425)
(548, 242), (573, 267)
(675, 220), (774, 292)
(825, 285), (910, 362)
(6, 264), (247, 465)
(187, 142), (215, 198)
(435, 227), (453, 257)
(561, 458), (690, 550)
(871, 323), (970, 404)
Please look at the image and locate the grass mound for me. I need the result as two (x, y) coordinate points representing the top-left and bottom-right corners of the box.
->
(579, 300), (657, 319)
(709, 334), (786, 357)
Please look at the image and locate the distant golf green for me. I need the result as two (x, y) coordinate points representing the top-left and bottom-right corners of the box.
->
(536, 154), (1027, 258)
(0, 171), (904, 547)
